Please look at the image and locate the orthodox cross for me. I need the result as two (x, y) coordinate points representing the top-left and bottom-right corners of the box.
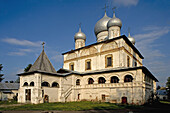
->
(128, 27), (131, 36)
(102, 4), (108, 12)
(79, 23), (82, 32)
(128, 27), (130, 33)
(79, 22), (82, 28)
(42, 42), (45, 50)
(112, 6), (116, 13)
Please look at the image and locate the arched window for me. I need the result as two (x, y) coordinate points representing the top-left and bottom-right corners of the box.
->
(88, 78), (94, 84)
(110, 76), (119, 83)
(41, 81), (50, 87)
(23, 82), (28, 86)
(98, 77), (106, 84)
(30, 82), (34, 86)
(52, 82), (59, 88)
(124, 75), (133, 82)
(76, 79), (80, 85)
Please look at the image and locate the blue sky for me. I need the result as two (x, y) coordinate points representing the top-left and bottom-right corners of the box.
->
(0, 0), (170, 86)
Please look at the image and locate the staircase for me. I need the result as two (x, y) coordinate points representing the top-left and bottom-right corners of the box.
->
(61, 86), (72, 102)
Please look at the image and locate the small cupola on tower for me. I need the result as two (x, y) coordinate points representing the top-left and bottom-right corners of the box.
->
(94, 7), (111, 42)
(74, 24), (86, 49)
(128, 32), (135, 45)
(107, 7), (122, 39)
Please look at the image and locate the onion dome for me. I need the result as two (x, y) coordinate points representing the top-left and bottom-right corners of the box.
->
(94, 12), (111, 36)
(107, 13), (122, 28)
(128, 33), (135, 45)
(74, 27), (86, 41)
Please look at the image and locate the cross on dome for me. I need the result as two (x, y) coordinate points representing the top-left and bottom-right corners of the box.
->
(112, 6), (116, 17)
(42, 42), (45, 50)
(102, 4), (109, 13)
(79, 22), (82, 32)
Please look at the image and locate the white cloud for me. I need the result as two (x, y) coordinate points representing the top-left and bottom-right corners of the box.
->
(8, 51), (26, 56)
(8, 48), (35, 56)
(2, 38), (42, 47)
(16, 68), (24, 74)
(112, 0), (139, 7)
(134, 26), (169, 60)
(134, 26), (170, 85)
(51, 54), (63, 63)
(1, 38), (43, 56)
(19, 49), (33, 52)
(134, 27), (169, 40)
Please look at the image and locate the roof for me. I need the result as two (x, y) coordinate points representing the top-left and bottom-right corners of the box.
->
(0, 83), (19, 90)
(28, 50), (56, 73)
(79, 66), (158, 82)
(62, 35), (144, 59)
(18, 70), (70, 77)
(18, 66), (158, 82)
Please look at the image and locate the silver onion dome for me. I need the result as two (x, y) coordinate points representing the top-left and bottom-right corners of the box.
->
(94, 12), (111, 36)
(74, 27), (86, 41)
(128, 33), (135, 45)
(107, 13), (122, 28)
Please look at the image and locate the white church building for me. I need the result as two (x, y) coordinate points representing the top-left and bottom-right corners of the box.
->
(18, 10), (158, 105)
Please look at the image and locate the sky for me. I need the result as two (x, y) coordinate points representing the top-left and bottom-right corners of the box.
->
(0, 0), (170, 86)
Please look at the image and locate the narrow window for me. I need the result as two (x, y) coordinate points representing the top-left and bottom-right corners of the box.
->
(76, 79), (80, 85)
(127, 56), (130, 67)
(105, 54), (113, 67)
(102, 94), (105, 101)
(69, 63), (74, 71)
(134, 62), (137, 67)
(107, 57), (112, 67)
(85, 59), (91, 70)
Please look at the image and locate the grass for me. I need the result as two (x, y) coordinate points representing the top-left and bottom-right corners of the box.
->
(160, 101), (170, 104)
(0, 100), (18, 105)
(0, 101), (142, 111)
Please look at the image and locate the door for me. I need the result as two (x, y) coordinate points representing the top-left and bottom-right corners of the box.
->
(122, 97), (127, 104)
(78, 94), (80, 100)
(25, 89), (31, 101)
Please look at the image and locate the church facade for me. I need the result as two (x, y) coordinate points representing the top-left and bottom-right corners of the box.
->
(18, 11), (158, 105)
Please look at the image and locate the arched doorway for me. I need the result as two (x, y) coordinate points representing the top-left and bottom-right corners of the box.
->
(44, 95), (49, 103)
(122, 97), (127, 104)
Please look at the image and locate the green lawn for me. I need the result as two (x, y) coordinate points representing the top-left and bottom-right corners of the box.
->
(0, 101), (141, 111)
(0, 100), (18, 105)
(160, 101), (170, 104)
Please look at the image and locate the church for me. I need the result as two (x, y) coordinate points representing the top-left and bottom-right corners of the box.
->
(17, 10), (158, 105)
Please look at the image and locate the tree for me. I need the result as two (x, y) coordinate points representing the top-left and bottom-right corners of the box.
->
(166, 77), (170, 99)
(15, 64), (32, 83)
(0, 64), (4, 82)
(157, 85), (161, 90)
(24, 64), (32, 72)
